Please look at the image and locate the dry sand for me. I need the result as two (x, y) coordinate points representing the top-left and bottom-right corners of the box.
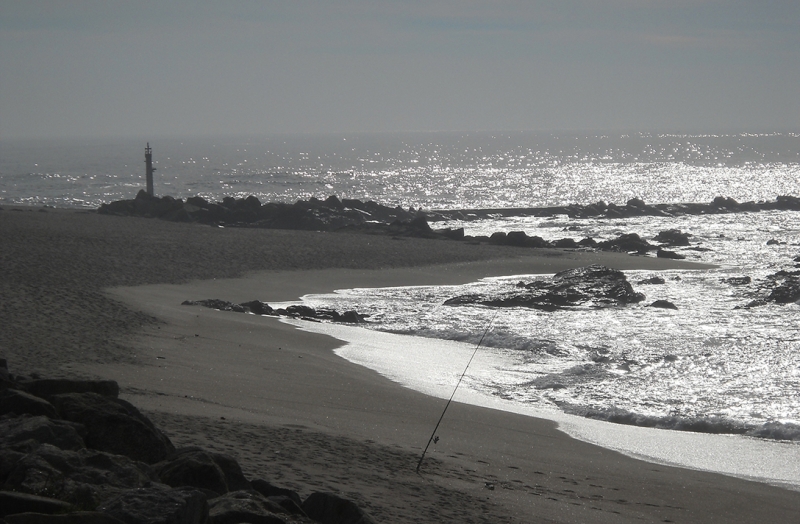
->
(2, 205), (799, 523)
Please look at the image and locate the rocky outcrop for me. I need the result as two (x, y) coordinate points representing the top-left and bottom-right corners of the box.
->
(181, 300), (367, 324)
(155, 448), (251, 496)
(207, 490), (309, 524)
(302, 492), (376, 524)
(99, 191), (418, 235)
(0, 364), (376, 524)
(739, 268), (800, 308)
(433, 195), (800, 221)
(49, 393), (175, 464)
(98, 485), (209, 524)
(444, 265), (645, 311)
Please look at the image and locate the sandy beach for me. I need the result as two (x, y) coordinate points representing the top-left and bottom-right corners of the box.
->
(3, 205), (799, 523)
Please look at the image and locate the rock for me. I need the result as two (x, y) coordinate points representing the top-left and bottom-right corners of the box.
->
(767, 276), (800, 304)
(99, 485), (209, 524)
(489, 231), (507, 244)
(722, 276), (751, 286)
(637, 276), (665, 285)
(4, 511), (125, 524)
(597, 233), (652, 253)
(653, 229), (691, 246)
(155, 448), (251, 495)
(554, 238), (578, 248)
(302, 492), (376, 524)
(766, 239), (782, 246)
(49, 393), (175, 464)
(238, 301), (274, 316)
(656, 249), (685, 260)
(283, 305), (317, 318)
(649, 300), (678, 310)
(5, 444), (156, 508)
(445, 265), (644, 310)
(207, 490), (292, 524)
(0, 415), (86, 453)
(20, 380), (119, 400)
(0, 491), (73, 518)
(250, 479), (302, 507)
(1, 389), (58, 418)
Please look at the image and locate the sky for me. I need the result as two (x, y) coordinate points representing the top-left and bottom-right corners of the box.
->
(1, 1), (798, 139)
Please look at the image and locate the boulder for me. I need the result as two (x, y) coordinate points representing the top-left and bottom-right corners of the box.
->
(0, 415), (86, 453)
(155, 448), (251, 495)
(238, 301), (274, 316)
(4, 511), (125, 524)
(99, 485), (209, 524)
(445, 265), (644, 310)
(302, 492), (376, 524)
(653, 229), (691, 246)
(49, 393), (175, 464)
(637, 276), (665, 285)
(598, 233), (652, 253)
(0, 491), (73, 518)
(1, 389), (58, 418)
(656, 249), (685, 260)
(250, 479), (302, 507)
(4, 444), (156, 508)
(649, 300), (678, 310)
(722, 276), (751, 286)
(20, 380), (119, 400)
(207, 490), (292, 524)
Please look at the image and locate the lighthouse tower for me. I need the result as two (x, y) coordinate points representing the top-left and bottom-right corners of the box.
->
(145, 143), (156, 196)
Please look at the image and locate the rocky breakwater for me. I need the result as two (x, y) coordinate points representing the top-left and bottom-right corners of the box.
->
(0, 360), (376, 524)
(435, 195), (800, 221)
(444, 265), (646, 312)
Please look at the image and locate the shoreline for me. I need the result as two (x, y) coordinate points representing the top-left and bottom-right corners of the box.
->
(3, 207), (798, 522)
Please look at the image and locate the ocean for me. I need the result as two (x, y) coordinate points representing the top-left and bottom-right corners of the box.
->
(3, 131), (799, 486)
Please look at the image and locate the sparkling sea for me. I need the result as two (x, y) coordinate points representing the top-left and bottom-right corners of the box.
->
(3, 131), (800, 484)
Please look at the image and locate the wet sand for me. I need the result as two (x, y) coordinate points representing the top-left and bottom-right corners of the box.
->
(2, 205), (797, 523)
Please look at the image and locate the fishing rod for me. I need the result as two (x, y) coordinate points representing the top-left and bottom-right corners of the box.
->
(416, 309), (500, 473)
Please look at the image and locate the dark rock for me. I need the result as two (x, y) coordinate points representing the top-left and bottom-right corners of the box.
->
(598, 233), (652, 253)
(99, 485), (209, 524)
(302, 492), (376, 524)
(250, 480), (302, 508)
(4, 511), (125, 524)
(722, 276), (751, 286)
(181, 299), (245, 313)
(649, 300), (678, 310)
(5, 444), (156, 508)
(445, 265), (644, 310)
(653, 229), (691, 246)
(284, 305), (317, 318)
(637, 276), (665, 285)
(207, 490), (290, 524)
(338, 311), (364, 323)
(766, 239), (782, 246)
(0, 415), (86, 453)
(1, 448), (27, 484)
(436, 227), (465, 240)
(238, 301), (274, 316)
(155, 448), (250, 495)
(767, 276), (800, 304)
(489, 231), (507, 244)
(49, 393), (175, 464)
(20, 380), (119, 400)
(1, 389), (58, 418)
(554, 238), (578, 248)
(0, 491), (72, 518)
(656, 249), (685, 260)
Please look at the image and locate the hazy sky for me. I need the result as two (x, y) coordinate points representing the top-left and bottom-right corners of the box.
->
(1, 1), (798, 138)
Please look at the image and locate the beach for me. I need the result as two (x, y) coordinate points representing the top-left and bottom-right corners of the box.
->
(3, 206), (799, 523)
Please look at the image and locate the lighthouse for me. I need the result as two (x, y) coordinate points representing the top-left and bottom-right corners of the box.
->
(145, 143), (156, 196)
